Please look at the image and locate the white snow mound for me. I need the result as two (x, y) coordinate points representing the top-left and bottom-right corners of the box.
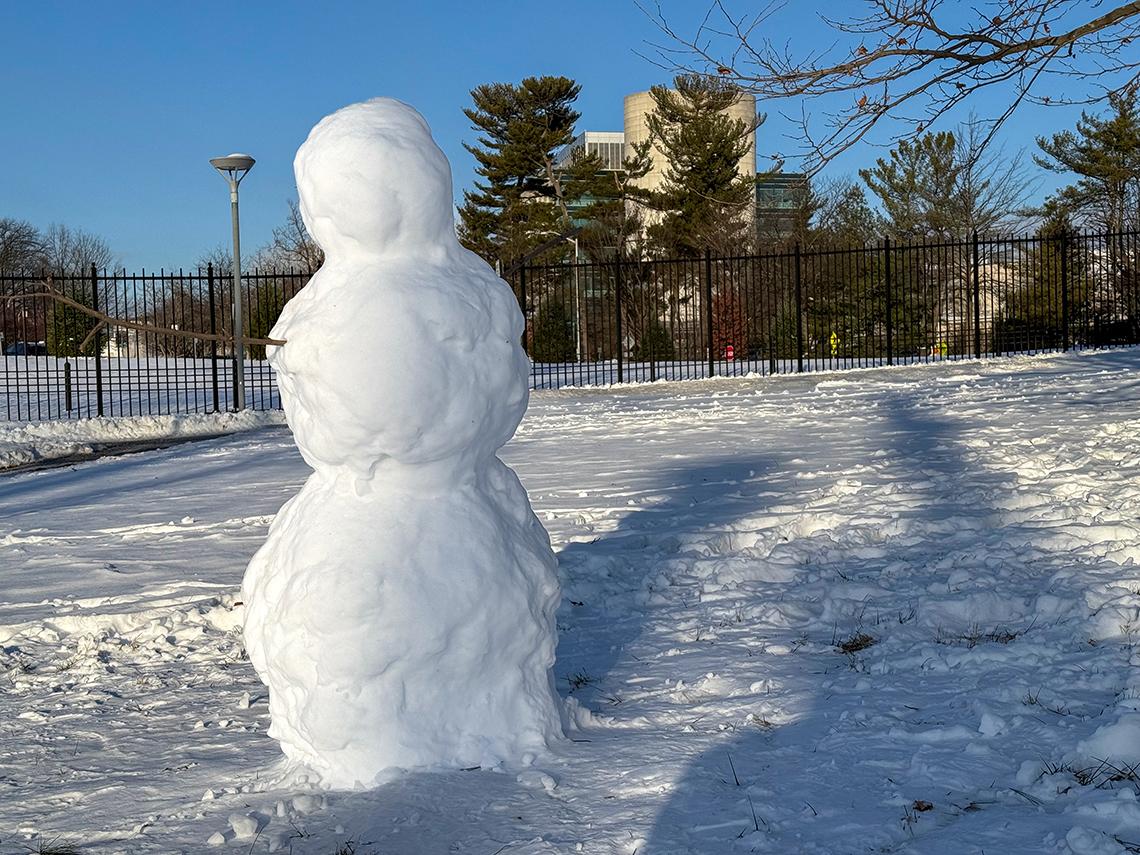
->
(241, 98), (562, 788)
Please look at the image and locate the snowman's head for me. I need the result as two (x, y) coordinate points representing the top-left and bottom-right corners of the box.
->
(294, 98), (455, 260)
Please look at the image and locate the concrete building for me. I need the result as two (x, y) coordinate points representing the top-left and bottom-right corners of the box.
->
(555, 131), (627, 171)
(622, 89), (758, 198)
(552, 88), (761, 240)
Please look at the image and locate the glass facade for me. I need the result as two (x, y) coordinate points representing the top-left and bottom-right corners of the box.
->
(586, 140), (625, 170)
(556, 132), (625, 171)
(755, 173), (809, 238)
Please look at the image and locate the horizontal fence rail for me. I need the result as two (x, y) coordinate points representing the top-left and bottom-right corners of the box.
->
(511, 231), (1140, 389)
(2, 230), (1138, 420)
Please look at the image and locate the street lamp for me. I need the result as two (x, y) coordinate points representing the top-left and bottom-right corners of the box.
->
(209, 152), (255, 411)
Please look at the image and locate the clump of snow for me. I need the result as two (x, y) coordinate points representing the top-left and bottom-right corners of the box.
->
(227, 812), (261, 839)
(241, 98), (562, 788)
(1072, 713), (1140, 768)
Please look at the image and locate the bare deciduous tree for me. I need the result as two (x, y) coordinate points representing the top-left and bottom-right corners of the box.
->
(41, 223), (117, 274)
(643, 1), (1140, 170)
(0, 218), (44, 274)
(262, 199), (324, 271)
(860, 118), (1036, 236)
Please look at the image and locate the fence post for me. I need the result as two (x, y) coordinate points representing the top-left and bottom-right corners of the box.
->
(518, 264), (528, 352)
(1060, 232), (1070, 351)
(705, 248), (715, 378)
(794, 242), (804, 373)
(91, 263), (104, 417)
(614, 256), (624, 384)
(973, 230), (982, 359)
(208, 263), (219, 412)
(884, 237), (894, 366)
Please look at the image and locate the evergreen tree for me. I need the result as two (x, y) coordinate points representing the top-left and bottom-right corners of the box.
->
(802, 177), (883, 247)
(558, 140), (654, 262)
(458, 76), (585, 268)
(632, 317), (675, 361)
(1035, 88), (1140, 234)
(861, 123), (1032, 238)
(860, 132), (960, 238)
(819, 182), (883, 245)
(530, 299), (577, 363)
(644, 75), (760, 257)
(996, 204), (1090, 352)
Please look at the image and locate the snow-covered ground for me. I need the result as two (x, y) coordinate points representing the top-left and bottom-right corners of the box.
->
(3, 349), (1140, 854)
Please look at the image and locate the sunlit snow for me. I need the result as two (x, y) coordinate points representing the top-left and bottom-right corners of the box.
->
(2, 349), (1140, 853)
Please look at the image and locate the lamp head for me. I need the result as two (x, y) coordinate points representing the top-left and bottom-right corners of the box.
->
(210, 153), (256, 185)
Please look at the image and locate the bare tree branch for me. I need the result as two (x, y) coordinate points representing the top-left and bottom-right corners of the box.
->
(641, 1), (1140, 171)
(2, 278), (286, 348)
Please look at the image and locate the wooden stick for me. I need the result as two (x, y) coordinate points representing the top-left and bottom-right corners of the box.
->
(2, 285), (287, 348)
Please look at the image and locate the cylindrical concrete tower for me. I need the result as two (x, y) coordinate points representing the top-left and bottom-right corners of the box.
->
(623, 88), (758, 195)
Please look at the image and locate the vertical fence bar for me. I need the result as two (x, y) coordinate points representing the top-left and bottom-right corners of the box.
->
(972, 231), (982, 358)
(614, 256), (624, 384)
(208, 263), (219, 412)
(884, 237), (894, 365)
(704, 249), (715, 378)
(1060, 232), (1070, 352)
(794, 243), (804, 373)
(91, 263), (104, 417)
(519, 264), (528, 353)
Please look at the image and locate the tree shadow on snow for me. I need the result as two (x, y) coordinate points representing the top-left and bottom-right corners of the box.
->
(551, 453), (789, 703)
(635, 389), (1056, 854)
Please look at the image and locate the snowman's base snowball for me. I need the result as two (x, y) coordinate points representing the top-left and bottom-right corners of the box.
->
(242, 461), (562, 788)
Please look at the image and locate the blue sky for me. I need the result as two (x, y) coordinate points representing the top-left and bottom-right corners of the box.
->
(2, 1), (1097, 270)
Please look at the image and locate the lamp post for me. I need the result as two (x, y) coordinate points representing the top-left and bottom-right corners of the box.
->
(209, 153), (255, 411)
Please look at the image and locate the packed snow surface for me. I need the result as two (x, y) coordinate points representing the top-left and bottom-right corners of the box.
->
(3, 349), (1140, 852)
(243, 97), (561, 787)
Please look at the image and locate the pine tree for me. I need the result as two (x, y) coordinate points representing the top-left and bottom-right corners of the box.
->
(812, 179), (883, 246)
(644, 75), (760, 257)
(860, 132), (961, 238)
(632, 317), (675, 361)
(557, 140), (654, 262)
(860, 121), (1032, 239)
(1035, 88), (1140, 234)
(458, 77), (585, 268)
(530, 299), (577, 363)
(996, 204), (1090, 352)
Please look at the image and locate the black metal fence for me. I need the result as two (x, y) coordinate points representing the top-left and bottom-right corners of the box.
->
(512, 230), (1140, 388)
(1, 265), (309, 420)
(2, 231), (1138, 421)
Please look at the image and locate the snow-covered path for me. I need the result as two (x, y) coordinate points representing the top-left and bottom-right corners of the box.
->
(3, 350), (1140, 854)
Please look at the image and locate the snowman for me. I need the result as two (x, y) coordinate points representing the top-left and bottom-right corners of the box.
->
(241, 98), (563, 788)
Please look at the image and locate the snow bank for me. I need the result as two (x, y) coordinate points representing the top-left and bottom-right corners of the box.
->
(0, 409), (283, 469)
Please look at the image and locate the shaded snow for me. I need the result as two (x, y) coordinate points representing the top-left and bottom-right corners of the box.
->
(2, 349), (1140, 853)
